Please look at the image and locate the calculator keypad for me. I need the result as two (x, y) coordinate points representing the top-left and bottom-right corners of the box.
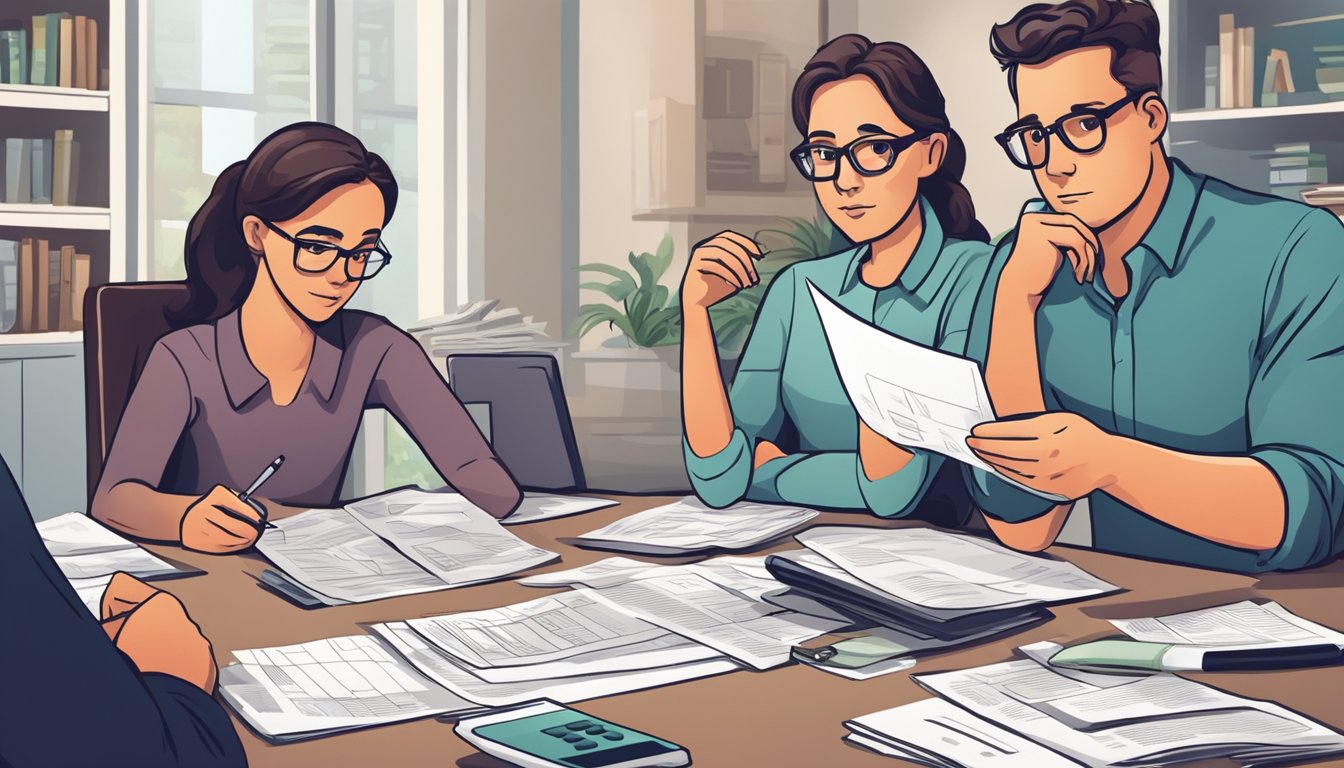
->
(545, 720), (626, 751)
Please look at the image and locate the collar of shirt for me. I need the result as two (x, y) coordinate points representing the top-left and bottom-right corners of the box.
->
(1136, 158), (1204, 274)
(838, 196), (945, 302)
(216, 308), (345, 409)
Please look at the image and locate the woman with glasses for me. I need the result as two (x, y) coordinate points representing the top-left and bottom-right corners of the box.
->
(91, 122), (521, 553)
(680, 34), (993, 519)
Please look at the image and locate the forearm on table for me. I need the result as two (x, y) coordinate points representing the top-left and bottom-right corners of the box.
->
(682, 307), (736, 458)
(1103, 437), (1287, 551)
(91, 481), (194, 542)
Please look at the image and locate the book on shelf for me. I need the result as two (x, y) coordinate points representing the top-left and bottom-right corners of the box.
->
(1218, 14), (1235, 108)
(72, 16), (86, 89)
(0, 24), (28, 84)
(29, 138), (52, 204)
(70, 252), (88, 329)
(33, 237), (49, 332)
(2, 235), (93, 334)
(1204, 45), (1218, 109)
(1268, 143), (1329, 202)
(84, 17), (96, 92)
(0, 13), (99, 89)
(0, 239), (16, 333)
(1263, 49), (1295, 96)
(46, 245), (60, 331)
(1236, 26), (1254, 108)
(4, 138), (32, 203)
(56, 245), (75, 331)
(52, 129), (74, 206)
(16, 237), (34, 333)
(29, 13), (46, 86)
(57, 15), (72, 88)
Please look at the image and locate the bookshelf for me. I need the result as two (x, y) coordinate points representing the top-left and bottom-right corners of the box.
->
(1165, 0), (1344, 206)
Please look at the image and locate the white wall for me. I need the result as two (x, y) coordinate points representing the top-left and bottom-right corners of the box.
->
(828, 0), (1039, 236)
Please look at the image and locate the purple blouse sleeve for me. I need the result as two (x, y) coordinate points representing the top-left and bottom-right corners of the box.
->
(92, 341), (194, 515)
(367, 330), (523, 517)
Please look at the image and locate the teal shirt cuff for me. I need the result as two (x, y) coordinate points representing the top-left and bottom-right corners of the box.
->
(966, 465), (1056, 523)
(857, 451), (938, 518)
(683, 429), (753, 508)
(1250, 447), (1344, 571)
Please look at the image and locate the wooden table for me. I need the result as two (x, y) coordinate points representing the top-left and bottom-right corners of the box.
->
(145, 495), (1344, 768)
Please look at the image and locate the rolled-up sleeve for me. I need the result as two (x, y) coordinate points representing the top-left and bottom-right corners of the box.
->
(92, 341), (194, 518)
(368, 329), (522, 517)
(684, 268), (797, 508)
(1247, 209), (1344, 571)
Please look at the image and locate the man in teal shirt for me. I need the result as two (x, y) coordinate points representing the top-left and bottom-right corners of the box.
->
(963, 0), (1344, 572)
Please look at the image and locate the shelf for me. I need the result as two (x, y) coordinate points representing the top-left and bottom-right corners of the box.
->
(0, 83), (110, 112)
(1171, 101), (1344, 123)
(633, 192), (818, 221)
(0, 204), (112, 231)
(0, 331), (82, 350)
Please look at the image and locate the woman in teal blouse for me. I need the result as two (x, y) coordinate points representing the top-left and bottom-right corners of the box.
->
(679, 34), (994, 516)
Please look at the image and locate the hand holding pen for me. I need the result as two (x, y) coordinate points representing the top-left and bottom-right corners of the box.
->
(180, 456), (283, 554)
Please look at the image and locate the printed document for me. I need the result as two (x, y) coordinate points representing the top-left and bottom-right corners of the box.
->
(257, 489), (557, 605)
(520, 554), (781, 596)
(586, 571), (846, 669)
(796, 526), (1118, 611)
(501, 493), (619, 525)
(808, 280), (1064, 501)
(37, 512), (185, 614)
(575, 496), (817, 554)
(1111, 600), (1344, 649)
(219, 635), (478, 741)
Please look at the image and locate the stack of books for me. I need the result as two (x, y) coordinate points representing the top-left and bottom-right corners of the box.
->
(1317, 44), (1344, 101)
(408, 299), (566, 358)
(1302, 184), (1344, 221)
(1216, 13), (1256, 108)
(1267, 142), (1329, 202)
(3, 131), (80, 205)
(0, 237), (91, 333)
(0, 13), (99, 89)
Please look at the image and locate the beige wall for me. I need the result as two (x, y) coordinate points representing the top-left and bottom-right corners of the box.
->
(828, 0), (1039, 236)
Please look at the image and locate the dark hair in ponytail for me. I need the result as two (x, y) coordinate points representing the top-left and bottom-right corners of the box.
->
(168, 121), (399, 326)
(791, 34), (990, 243)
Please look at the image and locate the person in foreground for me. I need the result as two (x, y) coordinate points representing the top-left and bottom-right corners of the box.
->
(0, 455), (246, 767)
(681, 34), (992, 518)
(91, 122), (521, 553)
(965, 0), (1344, 572)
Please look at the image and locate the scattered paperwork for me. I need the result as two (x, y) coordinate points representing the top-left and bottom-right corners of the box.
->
(1111, 600), (1344, 649)
(501, 493), (619, 525)
(408, 299), (566, 357)
(846, 697), (1083, 767)
(37, 512), (186, 614)
(574, 496), (818, 555)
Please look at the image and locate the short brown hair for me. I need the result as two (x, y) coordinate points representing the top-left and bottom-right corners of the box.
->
(991, 0), (1162, 101)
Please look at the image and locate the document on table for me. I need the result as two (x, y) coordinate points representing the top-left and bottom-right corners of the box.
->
(218, 635), (479, 742)
(519, 554), (782, 596)
(501, 493), (619, 525)
(586, 571), (846, 670)
(575, 496), (818, 555)
(257, 489), (558, 605)
(796, 526), (1118, 611)
(808, 280), (1065, 502)
(37, 512), (188, 614)
(913, 658), (1344, 767)
(370, 621), (740, 708)
(1111, 600), (1344, 649)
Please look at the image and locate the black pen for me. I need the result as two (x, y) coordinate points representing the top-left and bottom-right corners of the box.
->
(236, 455), (284, 530)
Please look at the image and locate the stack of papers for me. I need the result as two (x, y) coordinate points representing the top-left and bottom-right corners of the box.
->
(845, 656), (1344, 767)
(574, 496), (819, 555)
(256, 489), (558, 605)
(501, 493), (619, 526)
(408, 299), (566, 357)
(37, 512), (189, 614)
(1110, 600), (1344, 649)
(764, 527), (1119, 647)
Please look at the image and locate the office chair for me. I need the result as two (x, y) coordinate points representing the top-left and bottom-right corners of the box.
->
(83, 282), (190, 504)
(446, 353), (586, 492)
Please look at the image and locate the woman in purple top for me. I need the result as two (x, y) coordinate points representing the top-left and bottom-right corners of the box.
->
(91, 123), (521, 553)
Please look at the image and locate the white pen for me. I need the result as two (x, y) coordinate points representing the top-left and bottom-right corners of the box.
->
(239, 455), (285, 506)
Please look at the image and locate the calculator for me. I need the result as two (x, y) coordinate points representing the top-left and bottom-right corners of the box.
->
(454, 700), (690, 768)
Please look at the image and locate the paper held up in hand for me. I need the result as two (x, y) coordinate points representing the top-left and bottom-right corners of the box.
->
(807, 280), (1066, 503)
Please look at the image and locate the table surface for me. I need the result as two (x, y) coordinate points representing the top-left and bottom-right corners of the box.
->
(145, 495), (1344, 768)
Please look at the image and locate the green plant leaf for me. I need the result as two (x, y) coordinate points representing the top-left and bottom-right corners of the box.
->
(579, 280), (637, 302)
(649, 234), (675, 279)
(572, 304), (625, 338)
(628, 249), (658, 290)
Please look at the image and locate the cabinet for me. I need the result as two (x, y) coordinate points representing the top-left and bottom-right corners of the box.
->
(0, 342), (84, 521)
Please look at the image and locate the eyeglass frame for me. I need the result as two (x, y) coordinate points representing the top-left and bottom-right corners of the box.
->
(261, 219), (392, 281)
(789, 130), (933, 182)
(994, 91), (1142, 170)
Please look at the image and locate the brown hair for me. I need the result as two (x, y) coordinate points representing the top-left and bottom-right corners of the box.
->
(991, 0), (1162, 101)
(792, 34), (989, 243)
(169, 122), (398, 326)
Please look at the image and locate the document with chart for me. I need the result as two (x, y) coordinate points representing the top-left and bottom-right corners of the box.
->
(257, 488), (558, 605)
(807, 280), (1066, 502)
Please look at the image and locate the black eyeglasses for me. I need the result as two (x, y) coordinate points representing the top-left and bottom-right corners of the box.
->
(790, 131), (931, 182)
(263, 220), (392, 281)
(995, 92), (1140, 170)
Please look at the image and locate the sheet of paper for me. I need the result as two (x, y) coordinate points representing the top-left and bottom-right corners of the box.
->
(576, 496), (817, 554)
(219, 635), (477, 741)
(435, 632), (722, 684)
(808, 280), (1065, 502)
(344, 489), (558, 585)
(519, 557), (665, 588)
(796, 526), (1118, 610)
(258, 508), (447, 604)
(1031, 673), (1254, 730)
(1111, 600), (1344, 648)
(804, 655), (915, 681)
(37, 512), (182, 614)
(915, 659), (1344, 767)
(586, 571), (846, 670)
(519, 554), (786, 596)
(846, 698), (1084, 767)
(501, 493), (619, 525)
(371, 621), (740, 708)
(405, 590), (667, 668)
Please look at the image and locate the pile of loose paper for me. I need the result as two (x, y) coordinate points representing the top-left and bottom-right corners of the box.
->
(846, 653), (1344, 767)
(408, 299), (566, 357)
(37, 512), (191, 614)
(573, 496), (819, 555)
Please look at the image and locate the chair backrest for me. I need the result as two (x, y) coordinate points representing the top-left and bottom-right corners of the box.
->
(446, 353), (585, 491)
(83, 282), (191, 501)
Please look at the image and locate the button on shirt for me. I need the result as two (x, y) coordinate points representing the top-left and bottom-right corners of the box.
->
(966, 160), (1344, 572)
(684, 199), (993, 515)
